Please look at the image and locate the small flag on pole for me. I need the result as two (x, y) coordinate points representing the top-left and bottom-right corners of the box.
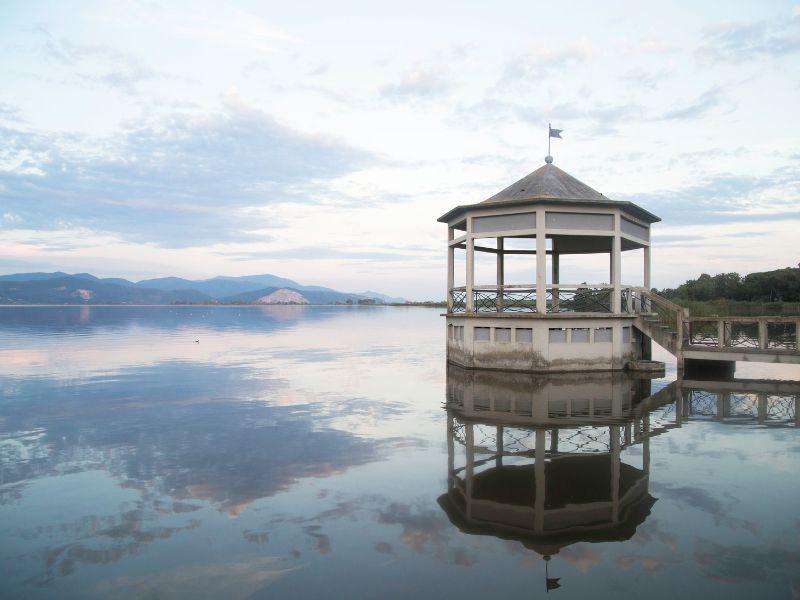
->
(547, 123), (563, 158)
(546, 577), (562, 591)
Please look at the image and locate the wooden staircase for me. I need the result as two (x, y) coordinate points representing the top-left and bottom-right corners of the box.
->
(625, 288), (688, 358)
(638, 312), (680, 355)
(626, 287), (800, 366)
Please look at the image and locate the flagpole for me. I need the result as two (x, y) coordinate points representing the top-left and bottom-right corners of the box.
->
(548, 122), (551, 157)
(545, 559), (549, 593)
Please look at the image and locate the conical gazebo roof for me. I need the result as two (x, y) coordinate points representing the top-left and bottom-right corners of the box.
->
(483, 163), (607, 204)
(437, 159), (660, 225)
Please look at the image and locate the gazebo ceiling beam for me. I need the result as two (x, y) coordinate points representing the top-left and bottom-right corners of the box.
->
(473, 246), (540, 255)
(453, 243), (639, 255)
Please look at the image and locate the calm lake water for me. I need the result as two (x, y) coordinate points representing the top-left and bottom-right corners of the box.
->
(1, 306), (798, 599)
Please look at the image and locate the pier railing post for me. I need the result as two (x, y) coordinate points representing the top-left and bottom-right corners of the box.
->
(796, 318), (800, 351)
(683, 309), (690, 346)
(758, 320), (768, 350)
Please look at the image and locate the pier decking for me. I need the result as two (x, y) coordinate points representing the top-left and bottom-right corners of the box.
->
(628, 287), (800, 367)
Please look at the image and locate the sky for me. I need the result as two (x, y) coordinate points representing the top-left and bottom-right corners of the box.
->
(1, 0), (799, 299)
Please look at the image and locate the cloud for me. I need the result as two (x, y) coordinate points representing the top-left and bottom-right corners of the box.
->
(694, 539), (798, 584)
(303, 525), (331, 555)
(621, 164), (800, 226)
(617, 554), (675, 572)
(307, 62), (329, 77)
(616, 38), (675, 57)
(77, 67), (169, 95)
(502, 43), (595, 84)
(461, 83), (731, 133)
(548, 101), (647, 134)
(558, 545), (602, 572)
(378, 502), (448, 554)
(93, 558), (297, 599)
(379, 67), (455, 101)
(697, 18), (800, 63)
(0, 103), (23, 121)
(242, 59), (271, 77)
(141, 4), (302, 50)
(659, 86), (729, 121)
(620, 65), (676, 91)
(459, 96), (646, 135)
(374, 541), (393, 554)
(213, 245), (437, 263)
(34, 28), (182, 94)
(0, 100), (373, 247)
(36, 27), (129, 66)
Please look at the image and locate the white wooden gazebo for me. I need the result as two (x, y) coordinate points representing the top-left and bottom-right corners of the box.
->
(439, 156), (660, 372)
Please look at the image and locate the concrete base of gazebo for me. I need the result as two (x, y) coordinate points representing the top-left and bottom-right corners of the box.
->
(446, 314), (647, 372)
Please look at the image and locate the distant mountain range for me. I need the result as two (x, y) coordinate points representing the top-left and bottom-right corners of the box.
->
(0, 272), (406, 305)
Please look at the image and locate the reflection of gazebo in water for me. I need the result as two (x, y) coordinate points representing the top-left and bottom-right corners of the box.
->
(438, 366), (676, 587)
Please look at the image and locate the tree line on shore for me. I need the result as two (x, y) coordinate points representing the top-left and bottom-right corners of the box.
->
(654, 267), (800, 316)
(656, 267), (800, 302)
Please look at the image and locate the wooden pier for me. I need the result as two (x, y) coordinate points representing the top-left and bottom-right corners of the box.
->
(628, 288), (800, 369)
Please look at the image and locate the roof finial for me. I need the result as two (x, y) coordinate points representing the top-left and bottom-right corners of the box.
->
(545, 155), (553, 164)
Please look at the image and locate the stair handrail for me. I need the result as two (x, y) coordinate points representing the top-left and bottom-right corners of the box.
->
(636, 287), (690, 348)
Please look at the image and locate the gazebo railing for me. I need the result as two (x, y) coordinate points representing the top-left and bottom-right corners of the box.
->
(449, 284), (625, 314)
(450, 288), (467, 312)
(475, 285), (537, 312)
(547, 284), (613, 313)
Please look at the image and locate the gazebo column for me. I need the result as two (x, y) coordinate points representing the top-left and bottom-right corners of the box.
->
(465, 423), (475, 518)
(496, 237), (504, 311)
(642, 414), (651, 474)
(612, 216), (622, 313)
(496, 425), (503, 467)
(447, 227), (455, 311)
(551, 239), (560, 310)
(447, 413), (455, 490)
(536, 211), (547, 314)
(610, 425), (620, 523)
(466, 225), (475, 313)
(643, 244), (651, 291)
(534, 429), (546, 533)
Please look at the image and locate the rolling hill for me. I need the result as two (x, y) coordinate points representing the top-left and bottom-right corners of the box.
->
(0, 272), (405, 305)
(0, 277), (211, 305)
(222, 287), (368, 305)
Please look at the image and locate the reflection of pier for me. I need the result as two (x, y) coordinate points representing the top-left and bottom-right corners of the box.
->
(630, 293), (800, 369)
(676, 378), (799, 427)
(439, 367), (798, 570)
